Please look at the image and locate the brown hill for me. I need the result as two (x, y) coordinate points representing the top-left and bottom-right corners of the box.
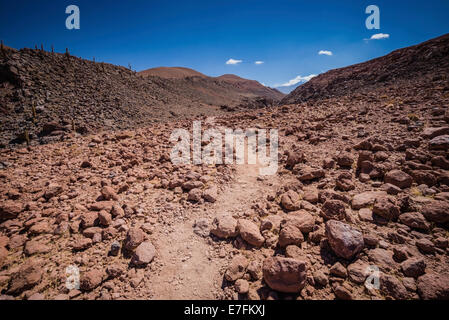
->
(282, 33), (449, 104)
(139, 68), (285, 101)
(139, 66), (207, 79)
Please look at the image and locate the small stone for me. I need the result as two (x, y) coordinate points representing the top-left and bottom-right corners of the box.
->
(210, 215), (238, 239)
(237, 219), (265, 247)
(124, 228), (145, 251)
(101, 186), (118, 201)
(234, 279), (250, 294)
(225, 255), (249, 282)
(131, 241), (156, 266)
(109, 241), (121, 256)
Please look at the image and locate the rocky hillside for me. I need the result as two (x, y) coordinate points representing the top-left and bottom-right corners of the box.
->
(0, 48), (283, 147)
(282, 33), (449, 104)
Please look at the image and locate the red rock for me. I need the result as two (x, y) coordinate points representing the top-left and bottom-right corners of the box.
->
(24, 239), (51, 256)
(336, 152), (354, 168)
(384, 170), (413, 189)
(336, 171), (355, 191)
(351, 191), (386, 210)
(421, 200), (449, 223)
(0, 201), (23, 221)
(80, 212), (99, 228)
(321, 200), (346, 221)
(429, 135), (449, 150)
(124, 228), (145, 251)
(225, 255), (249, 282)
(398, 212), (430, 231)
(284, 210), (315, 234)
(28, 221), (51, 235)
(80, 269), (104, 291)
(280, 190), (301, 211)
(279, 223), (304, 247)
(202, 186), (218, 203)
(372, 196), (400, 220)
(401, 257), (426, 278)
(262, 257), (307, 293)
(101, 186), (118, 201)
(131, 241), (156, 266)
(98, 210), (112, 226)
(234, 279), (250, 294)
(417, 273), (449, 300)
(380, 273), (409, 300)
(187, 188), (202, 202)
(7, 258), (44, 295)
(43, 183), (63, 200)
(72, 238), (93, 251)
(325, 220), (364, 260)
(238, 219), (265, 247)
(422, 127), (449, 139)
(210, 215), (238, 239)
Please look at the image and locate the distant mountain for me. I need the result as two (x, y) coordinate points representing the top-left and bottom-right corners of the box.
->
(139, 67), (207, 79)
(275, 84), (301, 94)
(282, 33), (449, 105)
(138, 68), (285, 102)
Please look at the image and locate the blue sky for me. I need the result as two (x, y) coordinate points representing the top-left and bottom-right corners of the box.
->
(1, 0), (448, 90)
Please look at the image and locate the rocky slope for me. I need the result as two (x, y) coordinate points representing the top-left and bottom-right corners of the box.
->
(0, 34), (449, 301)
(0, 48), (284, 147)
(282, 33), (449, 104)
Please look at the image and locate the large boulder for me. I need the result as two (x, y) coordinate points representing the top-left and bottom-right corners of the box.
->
(0, 201), (23, 222)
(417, 273), (449, 300)
(429, 135), (449, 150)
(325, 220), (364, 260)
(421, 200), (449, 224)
(263, 257), (307, 293)
(7, 258), (44, 295)
(384, 170), (413, 189)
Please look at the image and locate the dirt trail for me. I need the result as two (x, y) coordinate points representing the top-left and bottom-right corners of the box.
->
(148, 163), (278, 299)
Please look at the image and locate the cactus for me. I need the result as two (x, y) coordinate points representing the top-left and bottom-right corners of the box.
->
(0, 40), (4, 56)
(128, 63), (132, 71)
(31, 102), (37, 124)
(65, 48), (70, 59)
(24, 130), (30, 146)
(51, 44), (54, 53)
(71, 119), (75, 131)
(41, 44), (44, 51)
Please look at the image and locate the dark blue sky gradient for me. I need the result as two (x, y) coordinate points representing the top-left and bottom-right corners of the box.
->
(1, 0), (448, 87)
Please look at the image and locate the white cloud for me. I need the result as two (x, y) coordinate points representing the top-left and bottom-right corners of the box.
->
(226, 58), (242, 65)
(318, 50), (333, 56)
(370, 33), (390, 40)
(275, 74), (317, 87)
(255, 61), (264, 65)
